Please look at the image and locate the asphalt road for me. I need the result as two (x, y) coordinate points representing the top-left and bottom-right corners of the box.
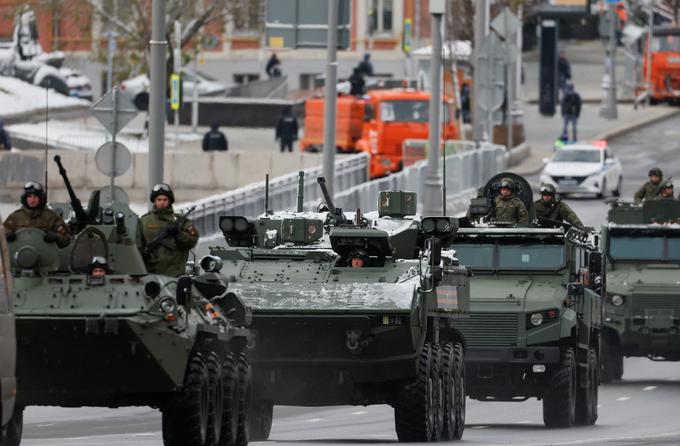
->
(20, 117), (680, 445)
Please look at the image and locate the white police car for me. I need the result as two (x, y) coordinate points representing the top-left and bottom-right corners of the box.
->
(540, 141), (623, 198)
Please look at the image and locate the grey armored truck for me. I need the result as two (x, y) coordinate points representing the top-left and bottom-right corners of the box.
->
(209, 186), (470, 443)
(0, 220), (18, 446)
(600, 199), (680, 382)
(6, 156), (254, 446)
(450, 173), (604, 428)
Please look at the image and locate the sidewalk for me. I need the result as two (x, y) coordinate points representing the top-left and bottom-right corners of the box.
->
(510, 40), (680, 176)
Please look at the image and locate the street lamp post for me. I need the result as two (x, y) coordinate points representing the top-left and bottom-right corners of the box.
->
(322, 0), (339, 197)
(148, 0), (167, 197)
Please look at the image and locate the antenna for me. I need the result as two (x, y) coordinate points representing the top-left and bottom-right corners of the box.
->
(44, 79), (49, 200)
(265, 174), (271, 214)
(297, 171), (304, 212)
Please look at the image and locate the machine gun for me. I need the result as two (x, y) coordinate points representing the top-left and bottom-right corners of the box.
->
(317, 177), (348, 228)
(143, 206), (196, 259)
(53, 155), (100, 230)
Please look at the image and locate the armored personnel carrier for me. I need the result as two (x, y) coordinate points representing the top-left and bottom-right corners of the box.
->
(6, 156), (254, 446)
(451, 173), (604, 428)
(600, 199), (680, 383)
(210, 185), (470, 443)
(0, 220), (19, 446)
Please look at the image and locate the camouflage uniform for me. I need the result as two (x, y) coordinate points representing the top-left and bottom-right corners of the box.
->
(634, 181), (662, 203)
(534, 200), (584, 228)
(494, 195), (529, 225)
(140, 207), (199, 276)
(3, 207), (70, 248)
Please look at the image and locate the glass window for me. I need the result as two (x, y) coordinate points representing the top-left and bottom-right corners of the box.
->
(498, 244), (565, 270)
(667, 238), (680, 260)
(380, 101), (450, 123)
(370, 0), (394, 34)
(609, 237), (664, 260)
(653, 35), (680, 52)
(553, 150), (601, 163)
(451, 244), (495, 269)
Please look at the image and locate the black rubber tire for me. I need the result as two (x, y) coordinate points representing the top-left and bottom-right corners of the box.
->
(38, 74), (69, 96)
(543, 348), (577, 428)
(162, 352), (210, 446)
(576, 348), (599, 426)
(597, 179), (607, 199)
(452, 343), (466, 440)
(206, 352), (224, 446)
(135, 92), (150, 111)
(235, 353), (251, 446)
(1, 407), (23, 446)
(394, 342), (436, 442)
(249, 398), (274, 442)
(218, 353), (240, 446)
(601, 335), (623, 384)
(431, 344), (444, 442)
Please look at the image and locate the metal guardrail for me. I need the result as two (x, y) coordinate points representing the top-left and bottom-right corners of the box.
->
(177, 153), (369, 235)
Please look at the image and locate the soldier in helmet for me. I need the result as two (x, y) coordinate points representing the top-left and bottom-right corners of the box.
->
(492, 178), (529, 225)
(653, 180), (676, 200)
(534, 184), (584, 229)
(3, 181), (70, 247)
(634, 168), (663, 203)
(88, 256), (111, 277)
(140, 183), (199, 276)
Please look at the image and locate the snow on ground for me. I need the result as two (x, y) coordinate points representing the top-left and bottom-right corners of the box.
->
(0, 75), (89, 117)
(7, 119), (202, 152)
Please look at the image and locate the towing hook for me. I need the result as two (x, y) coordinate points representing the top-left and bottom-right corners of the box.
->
(346, 330), (362, 352)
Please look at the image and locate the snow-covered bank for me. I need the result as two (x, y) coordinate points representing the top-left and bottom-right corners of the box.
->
(0, 75), (89, 118)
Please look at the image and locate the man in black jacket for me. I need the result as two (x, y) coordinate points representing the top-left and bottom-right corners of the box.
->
(202, 122), (228, 152)
(561, 83), (581, 142)
(0, 119), (11, 151)
(275, 106), (299, 153)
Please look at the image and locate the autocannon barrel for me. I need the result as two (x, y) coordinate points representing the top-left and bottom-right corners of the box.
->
(53, 155), (88, 225)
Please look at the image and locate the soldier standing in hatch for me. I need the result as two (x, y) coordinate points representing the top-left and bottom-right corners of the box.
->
(534, 184), (583, 228)
(634, 168), (663, 203)
(493, 178), (529, 225)
(3, 181), (69, 247)
(653, 180), (676, 200)
(140, 183), (199, 276)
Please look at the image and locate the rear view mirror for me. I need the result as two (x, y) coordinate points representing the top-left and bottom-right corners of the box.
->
(176, 276), (193, 307)
(589, 251), (604, 276)
(427, 237), (443, 283)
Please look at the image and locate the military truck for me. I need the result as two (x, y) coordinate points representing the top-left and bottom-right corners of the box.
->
(0, 219), (19, 446)
(600, 199), (680, 383)
(451, 173), (604, 428)
(6, 156), (254, 446)
(209, 186), (470, 443)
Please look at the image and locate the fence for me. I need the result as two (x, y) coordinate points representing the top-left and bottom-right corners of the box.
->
(177, 153), (370, 235)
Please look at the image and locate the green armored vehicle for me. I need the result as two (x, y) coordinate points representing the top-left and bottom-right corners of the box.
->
(0, 220), (19, 446)
(209, 184), (470, 443)
(451, 173), (604, 428)
(600, 199), (680, 382)
(7, 156), (254, 446)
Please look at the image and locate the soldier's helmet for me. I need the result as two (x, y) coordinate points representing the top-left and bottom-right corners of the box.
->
(539, 184), (557, 196)
(20, 181), (46, 209)
(648, 167), (663, 178)
(498, 178), (516, 191)
(661, 180), (674, 190)
(150, 183), (175, 204)
(87, 256), (111, 275)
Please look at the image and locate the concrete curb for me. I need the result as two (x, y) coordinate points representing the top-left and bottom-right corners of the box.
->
(507, 142), (531, 167)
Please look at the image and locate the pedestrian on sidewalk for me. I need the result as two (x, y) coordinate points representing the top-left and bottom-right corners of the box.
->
(202, 122), (228, 152)
(558, 51), (571, 96)
(266, 52), (282, 78)
(0, 119), (11, 151)
(561, 83), (581, 142)
(275, 105), (299, 153)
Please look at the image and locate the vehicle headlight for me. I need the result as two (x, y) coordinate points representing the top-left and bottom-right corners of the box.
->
(530, 312), (544, 326)
(611, 295), (624, 307)
(160, 298), (178, 313)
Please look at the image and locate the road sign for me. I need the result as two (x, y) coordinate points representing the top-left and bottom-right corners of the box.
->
(170, 73), (181, 111)
(95, 141), (132, 177)
(491, 7), (522, 40)
(90, 88), (138, 135)
(97, 185), (129, 205)
(476, 33), (506, 112)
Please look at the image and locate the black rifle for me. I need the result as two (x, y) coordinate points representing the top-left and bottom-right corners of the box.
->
(317, 177), (347, 226)
(143, 206), (197, 259)
(54, 155), (88, 225)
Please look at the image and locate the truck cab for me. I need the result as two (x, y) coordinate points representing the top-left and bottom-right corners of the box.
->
(635, 26), (680, 104)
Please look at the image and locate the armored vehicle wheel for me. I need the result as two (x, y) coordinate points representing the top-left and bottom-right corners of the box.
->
(543, 348), (577, 428)
(576, 349), (599, 426)
(440, 342), (465, 441)
(235, 353), (252, 446)
(218, 353), (240, 446)
(162, 352), (211, 446)
(452, 343), (465, 440)
(394, 342), (437, 442)
(249, 398), (274, 441)
(431, 344), (444, 442)
(1, 407), (23, 446)
(206, 352), (225, 446)
(601, 336), (623, 383)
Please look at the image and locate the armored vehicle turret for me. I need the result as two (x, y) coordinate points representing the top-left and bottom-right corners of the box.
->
(211, 186), (470, 443)
(449, 173), (604, 428)
(600, 199), (680, 382)
(6, 156), (254, 446)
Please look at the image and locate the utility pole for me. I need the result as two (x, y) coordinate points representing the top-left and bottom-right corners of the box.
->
(191, 54), (199, 133)
(646, 2), (654, 106)
(106, 0), (117, 93)
(473, 0), (490, 142)
(148, 0), (167, 195)
(423, 0), (444, 216)
(322, 0), (339, 196)
(174, 21), (181, 144)
(600, 2), (618, 119)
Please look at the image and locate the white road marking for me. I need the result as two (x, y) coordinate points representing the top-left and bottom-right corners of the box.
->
(643, 386), (657, 391)
(517, 420), (532, 424)
(306, 418), (323, 423)
(616, 396), (630, 401)
(471, 425), (489, 429)
(132, 433), (157, 436)
(370, 434), (392, 437)
(35, 423), (54, 427)
(351, 410), (368, 415)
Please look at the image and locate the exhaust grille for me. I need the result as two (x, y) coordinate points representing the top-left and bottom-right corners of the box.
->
(455, 312), (519, 347)
(632, 294), (680, 315)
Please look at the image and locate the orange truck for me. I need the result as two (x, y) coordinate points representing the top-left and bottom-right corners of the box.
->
(636, 26), (680, 104)
(301, 88), (459, 178)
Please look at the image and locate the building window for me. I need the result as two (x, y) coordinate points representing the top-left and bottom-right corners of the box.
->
(233, 73), (260, 85)
(231, 0), (264, 33)
(369, 0), (393, 34)
(299, 73), (322, 91)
